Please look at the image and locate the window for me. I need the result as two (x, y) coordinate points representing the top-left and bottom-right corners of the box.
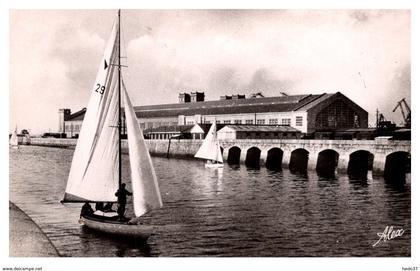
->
(269, 119), (278, 125)
(256, 119), (265, 125)
(216, 120), (221, 124)
(295, 116), (303, 126)
(245, 119), (253, 124)
(223, 120), (231, 124)
(327, 116), (336, 127)
(315, 99), (357, 129)
(187, 121), (194, 125)
(281, 118), (291, 126)
(234, 119), (242, 124)
(354, 114), (360, 127)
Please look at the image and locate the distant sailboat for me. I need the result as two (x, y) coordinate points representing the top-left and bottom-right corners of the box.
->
(62, 10), (162, 238)
(194, 122), (224, 168)
(10, 127), (19, 148)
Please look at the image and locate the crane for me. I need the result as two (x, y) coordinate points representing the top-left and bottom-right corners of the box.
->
(376, 109), (396, 130)
(392, 98), (411, 128)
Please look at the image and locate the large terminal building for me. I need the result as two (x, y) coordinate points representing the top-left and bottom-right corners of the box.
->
(58, 91), (368, 139)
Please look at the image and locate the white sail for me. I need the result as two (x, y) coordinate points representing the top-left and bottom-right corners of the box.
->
(122, 82), (163, 217)
(10, 127), (19, 146)
(63, 19), (120, 202)
(194, 122), (223, 163)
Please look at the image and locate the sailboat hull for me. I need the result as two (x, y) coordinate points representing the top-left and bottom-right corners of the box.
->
(80, 215), (154, 238)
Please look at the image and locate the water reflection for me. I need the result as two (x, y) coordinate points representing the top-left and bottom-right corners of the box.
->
(9, 146), (411, 257)
(348, 178), (369, 190)
(289, 169), (308, 178)
(317, 176), (339, 188)
(80, 227), (151, 257)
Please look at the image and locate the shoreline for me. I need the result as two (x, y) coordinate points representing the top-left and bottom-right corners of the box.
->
(9, 201), (60, 257)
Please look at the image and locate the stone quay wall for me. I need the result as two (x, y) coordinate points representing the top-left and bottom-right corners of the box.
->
(28, 137), (410, 173)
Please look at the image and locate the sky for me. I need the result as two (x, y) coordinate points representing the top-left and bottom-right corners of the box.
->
(9, 9), (410, 134)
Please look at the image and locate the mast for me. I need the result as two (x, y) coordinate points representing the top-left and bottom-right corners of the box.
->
(117, 9), (122, 189)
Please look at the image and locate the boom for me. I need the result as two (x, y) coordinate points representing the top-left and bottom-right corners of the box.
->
(392, 98), (411, 128)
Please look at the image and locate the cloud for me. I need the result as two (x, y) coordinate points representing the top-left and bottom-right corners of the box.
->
(10, 10), (410, 133)
(10, 10), (107, 134)
(125, 10), (409, 116)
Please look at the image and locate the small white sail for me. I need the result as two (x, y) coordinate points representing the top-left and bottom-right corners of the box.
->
(63, 19), (120, 202)
(194, 122), (223, 163)
(122, 82), (163, 217)
(10, 127), (19, 146)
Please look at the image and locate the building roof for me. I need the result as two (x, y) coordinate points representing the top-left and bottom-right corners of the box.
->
(219, 125), (301, 133)
(134, 93), (334, 118)
(143, 125), (194, 134)
(63, 92), (345, 121)
(66, 108), (86, 121)
(143, 123), (226, 134)
(295, 92), (367, 114)
(292, 93), (332, 111)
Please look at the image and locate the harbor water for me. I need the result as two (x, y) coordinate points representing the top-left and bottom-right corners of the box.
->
(9, 145), (410, 257)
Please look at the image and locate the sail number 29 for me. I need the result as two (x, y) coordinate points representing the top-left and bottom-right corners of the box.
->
(95, 84), (106, 95)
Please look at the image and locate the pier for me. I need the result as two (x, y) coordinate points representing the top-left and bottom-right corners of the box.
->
(218, 139), (410, 175)
(9, 202), (59, 257)
(29, 137), (410, 180)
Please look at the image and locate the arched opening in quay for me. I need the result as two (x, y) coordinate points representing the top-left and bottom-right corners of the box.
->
(347, 150), (373, 180)
(316, 149), (339, 177)
(289, 148), (309, 173)
(227, 146), (241, 165)
(266, 148), (283, 171)
(384, 151), (410, 183)
(245, 147), (261, 169)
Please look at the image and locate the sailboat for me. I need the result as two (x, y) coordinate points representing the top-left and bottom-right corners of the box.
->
(194, 122), (224, 168)
(62, 10), (162, 238)
(10, 126), (19, 148)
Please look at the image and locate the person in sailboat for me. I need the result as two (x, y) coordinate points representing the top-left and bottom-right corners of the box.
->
(115, 183), (132, 221)
(103, 202), (114, 211)
(95, 202), (114, 212)
(80, 202), (94, 218)
(95, 202), (104, 211)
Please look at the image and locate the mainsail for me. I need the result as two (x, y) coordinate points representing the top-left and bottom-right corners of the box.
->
(10, 127), (19, 146)
(194, 122), (223, 163)
(122, 82), (163, 216)
(63, 12), (163, 218)
(63, 19), (120, 202)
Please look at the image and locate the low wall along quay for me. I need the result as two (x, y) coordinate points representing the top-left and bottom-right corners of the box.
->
(29, 137), (410, 180)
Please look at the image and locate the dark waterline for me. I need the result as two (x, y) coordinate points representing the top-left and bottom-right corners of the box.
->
(9, 145), (410, 257)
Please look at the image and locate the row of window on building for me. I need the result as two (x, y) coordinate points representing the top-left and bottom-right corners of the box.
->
(140, 121), (178, 130)
(236, 131), (300, 139)
(202, 116), (303, 126)
(147, 133), (186, 140)
(65, 123), (81, 133)
(146, 131), (300, 140)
